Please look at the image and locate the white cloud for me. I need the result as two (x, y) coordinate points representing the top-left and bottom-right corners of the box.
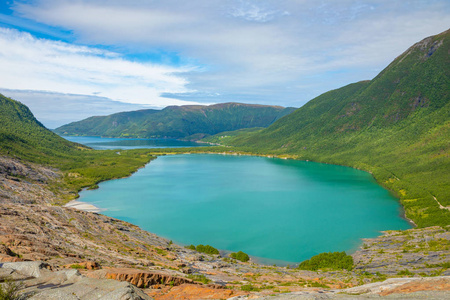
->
(0, 89), (155, 128)
(0, 27), (207, 106)
(8, 0), (450, 107)
(228, 0), (290, 22)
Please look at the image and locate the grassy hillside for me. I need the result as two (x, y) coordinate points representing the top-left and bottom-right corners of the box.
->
(0, 94), (155, 201)
(0, 94), (84, 163)
(227, 29), (450, 227)
(54, 102), (296, 139)
(200, 127), (264, 144)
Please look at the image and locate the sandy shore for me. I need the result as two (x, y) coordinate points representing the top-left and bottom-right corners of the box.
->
(64, 200), (103, 213)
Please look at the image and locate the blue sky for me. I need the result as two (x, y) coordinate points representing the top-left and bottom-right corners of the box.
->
(0, 0), (449, 128)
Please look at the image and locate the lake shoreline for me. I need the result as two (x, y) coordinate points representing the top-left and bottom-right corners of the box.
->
(78, 153), (411, 263)
(64, 200), (104, 213)
(59, 136), (415, 262)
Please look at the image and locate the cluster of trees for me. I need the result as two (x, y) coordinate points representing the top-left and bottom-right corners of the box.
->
(186, 244), (220, 255)
(298, 251), (353, 271)
(230, 251), (250, 262)
(185, 244), (251, 262)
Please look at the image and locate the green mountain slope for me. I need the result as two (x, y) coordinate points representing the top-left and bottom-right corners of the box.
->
(228, 29), (450, 227)
(0, 94), (154, 200)
(54, 103), (296, 139)
(0, 93), (84, 163)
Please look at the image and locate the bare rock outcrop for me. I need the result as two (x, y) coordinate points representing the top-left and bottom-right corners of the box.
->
(153, 283), (244, 300)
(88, 268), (194, 288)
(255, 276), (450, 299)
(0, 155), (61, 204)
(352, 226), (450, 276)
(0, 261), (151, 300)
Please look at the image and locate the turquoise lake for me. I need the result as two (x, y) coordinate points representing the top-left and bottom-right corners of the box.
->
(62, 136), (207, 150)
(79, 153), (411, 264)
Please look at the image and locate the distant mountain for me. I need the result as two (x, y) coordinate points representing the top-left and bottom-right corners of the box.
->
(228, 29), (450, 227)
(54, 103), (296, 139)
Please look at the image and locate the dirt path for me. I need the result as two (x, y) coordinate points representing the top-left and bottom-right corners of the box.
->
(434, 196), (450, 211)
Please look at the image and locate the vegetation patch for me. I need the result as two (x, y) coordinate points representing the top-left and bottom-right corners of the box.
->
(425, 262), (450, 269)
(70, 264), (87, 269)
(230, 251), (250, 262)
(0, 277), (24, 300)
(240, 284), (260, 292)
(397, 269), (414, 276)
(187, 274), (211, 284)
(186, 244), (220, 255)
(298, 251), (353, 271)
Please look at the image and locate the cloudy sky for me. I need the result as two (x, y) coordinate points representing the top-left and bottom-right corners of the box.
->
(0, 0), (449, 128)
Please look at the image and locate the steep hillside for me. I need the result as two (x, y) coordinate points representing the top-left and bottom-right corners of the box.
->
(229, 29), (450, 227)
(54, 102), (296, 139)
(0, 93), (85, 164)
(0, 94), (155, 200)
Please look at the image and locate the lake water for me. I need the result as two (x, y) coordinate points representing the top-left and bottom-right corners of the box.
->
(61, 136), (207, 150)
(79, 153), (411, 264)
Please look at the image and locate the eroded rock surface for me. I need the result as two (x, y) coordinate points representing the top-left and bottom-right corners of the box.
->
(0, 261), (150, 299)
(0, 155), (61, 204)
(353, 227), (450, 276)
(88, 268), (194, 288)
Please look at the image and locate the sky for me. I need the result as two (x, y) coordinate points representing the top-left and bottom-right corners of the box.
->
(0, 0), (449, 128)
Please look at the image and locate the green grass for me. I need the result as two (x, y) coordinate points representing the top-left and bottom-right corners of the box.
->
(240, 284), (260, 292)
(187, 274), (211, 284)
(0, 278), (24, 300)
(70, 264), (86, 270)
(201, 127), (264, 144)
(425, 262), (450, 269)
(397, 269), (414, 276)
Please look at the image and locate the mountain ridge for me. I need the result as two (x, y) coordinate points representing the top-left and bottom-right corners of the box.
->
(222, 29), (450, 227)
(55, 102), (296, 139)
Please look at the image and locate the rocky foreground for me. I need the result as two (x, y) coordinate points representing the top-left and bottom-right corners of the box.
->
(0, 155), (449, 299)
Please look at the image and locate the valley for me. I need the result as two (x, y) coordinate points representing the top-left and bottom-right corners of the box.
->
(0, 28), (449, 299)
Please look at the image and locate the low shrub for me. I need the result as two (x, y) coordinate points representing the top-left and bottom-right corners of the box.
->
(187, 274), (210, 284)
(70, 264), (86, 269)
(185, 245), (196, 250)
(194, 244), (219, 255)
(0, 278), (24, 300)
(297, 251), (353, 271)
(397, 269), (414, 276)
(230, 251), (250, 262)
(241, 284), (259, 291)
